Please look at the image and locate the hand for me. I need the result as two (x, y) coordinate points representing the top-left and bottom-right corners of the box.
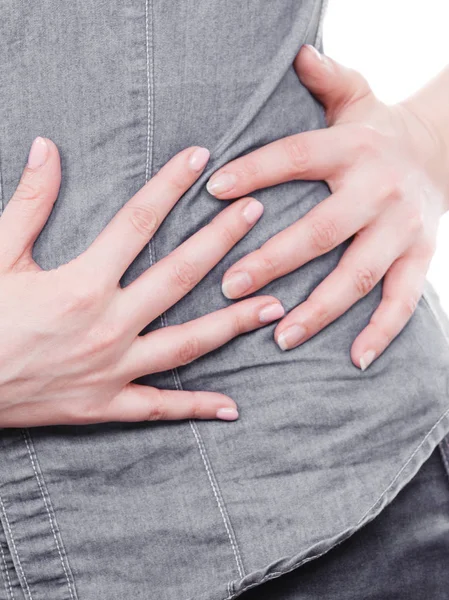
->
(206, 44), (448, 370)
(0, 137), (284, 427)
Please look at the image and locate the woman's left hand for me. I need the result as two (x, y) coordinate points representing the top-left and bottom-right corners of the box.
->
(206, 44), (449, 370)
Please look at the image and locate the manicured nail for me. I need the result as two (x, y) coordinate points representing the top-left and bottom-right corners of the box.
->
(277, 324), (307, 351)
(216, 407), (239, 421)
(206, 172), (237, 196)
(360, 349), (376, 371)
(304, 44), (323, 61)
(222, 272), (252, 299)
(242, 200), (264, 225)
(259, 303), (285, 324)
(27, 137), (49, 169)
(189, 147), (210, 171)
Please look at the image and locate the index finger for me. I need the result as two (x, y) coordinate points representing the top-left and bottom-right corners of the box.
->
(205, 126), (355, 200)
(78, 146), (210, 283)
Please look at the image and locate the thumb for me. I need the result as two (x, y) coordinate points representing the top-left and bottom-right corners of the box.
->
(0, 136), (61, 271)
(294, 44), (373, 125)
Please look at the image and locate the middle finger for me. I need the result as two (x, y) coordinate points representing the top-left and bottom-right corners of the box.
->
(122, 197), (265, 331)
(220, 183), (373, 299)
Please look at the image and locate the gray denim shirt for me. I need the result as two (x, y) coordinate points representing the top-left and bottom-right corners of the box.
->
(0, 1), (449, 599)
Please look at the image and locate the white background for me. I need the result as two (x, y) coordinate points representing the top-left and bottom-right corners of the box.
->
(322, 0), (449, 312)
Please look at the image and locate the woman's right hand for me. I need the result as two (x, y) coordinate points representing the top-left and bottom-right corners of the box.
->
(0, 137), (284, 427)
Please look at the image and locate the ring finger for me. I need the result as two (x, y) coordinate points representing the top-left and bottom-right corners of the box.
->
(274, 215), (413, 351)
(120, 295), (285, 379)
(78, 146), (211, 284)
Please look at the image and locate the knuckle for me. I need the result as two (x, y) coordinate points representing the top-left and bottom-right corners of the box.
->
(190, 397), (205, 419)
(401, 292), (421, 318)
(146, 396), (167, 421)
(64, 402), (94, 425)
(128, 205), (159, 238)
(176, 336), (202, 365)
(404, 207), (425, 235)
(283, 136), (310, 175)
(14, 179), (48, 207)
(375, 171), (404, 206)
(65, 395), (112, 425)
(84, 324), (121, 357)
(61, 285), (101, 314)
(370, 316), (393, 345)
(155, 166), (189, 193)
(237, 155), (261, 177)
(217, 222), (240, 247)
(353, 267), (377, 297)
(261, 256), (279, 277)
(307, 299), (329, 328)
(169, 175), (189, 193)
(172, 260), (200, 291)
(350, 124), (382, 156)
(230, 311), (245, 336)
(256, 247), (281, 279)
(308, 217), (339, 253)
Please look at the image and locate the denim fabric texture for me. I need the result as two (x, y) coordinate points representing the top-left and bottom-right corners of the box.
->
(0, 1), (449, 599)
(238, 443), (449, 600)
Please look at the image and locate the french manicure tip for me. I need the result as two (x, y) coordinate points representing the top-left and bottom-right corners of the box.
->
(304, 44), (322, 60)
(276, 324), (306, 351)
(206, 173), (236, 196)
(360, 349), (376, 371)
(216, 407), (239, 421)
(206, 180), (216, 194)
(221, 272), (252, 299)
(277, 335), (289, 351)
(221, 281), (234, 299)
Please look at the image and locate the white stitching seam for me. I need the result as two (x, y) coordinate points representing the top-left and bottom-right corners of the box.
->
(143, 0), (246, 581)
(0, 497), (31, 600)
(144, 0), (154, 186)
(144, 0), (156, 267)
(221, 405), (449, 600)
(21, 431), (77, 600)
(0, 541), (15, 600)
(187, 420), (246, 579)
(165, 314), (246, 579)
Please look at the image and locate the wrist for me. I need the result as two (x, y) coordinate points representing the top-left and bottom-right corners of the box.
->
(394, 73), (449, 211)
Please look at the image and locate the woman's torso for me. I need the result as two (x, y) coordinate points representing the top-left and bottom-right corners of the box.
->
(1, 2), (449, 599)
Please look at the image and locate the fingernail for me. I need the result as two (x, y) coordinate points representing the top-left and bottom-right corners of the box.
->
(242, 200), (264, 225)
(259, 302), (285, 324)
(216, 407), (239, 421)
(206, 172), (237, 196)
(277, 324), (307, 351)
(304, 44), (323, 61)
(360, 349), (376, 371)
(222, 272), (252, 299)
(189, 147), (210, 171)
(27, 137), (49, 169)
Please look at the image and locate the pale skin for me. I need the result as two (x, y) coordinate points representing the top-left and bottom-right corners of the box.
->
(2, 46), (449, 427)
(207, 45), (449, 371)
(0, 142), (286, 427)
